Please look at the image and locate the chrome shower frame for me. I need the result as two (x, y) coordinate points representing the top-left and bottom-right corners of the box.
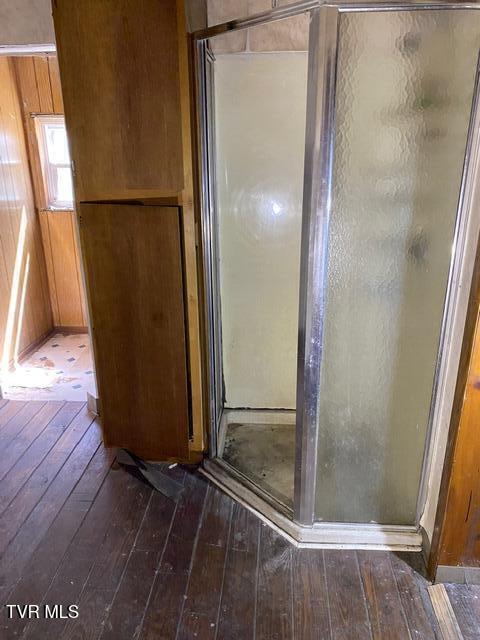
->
(193, 0), (480, 548)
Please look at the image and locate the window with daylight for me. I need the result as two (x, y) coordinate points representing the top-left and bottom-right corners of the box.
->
(35, 115), (74, 210)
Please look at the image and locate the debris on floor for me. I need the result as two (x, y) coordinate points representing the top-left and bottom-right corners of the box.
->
(116, 449), (184, 500)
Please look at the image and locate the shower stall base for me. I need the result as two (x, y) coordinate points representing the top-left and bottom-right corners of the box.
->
(218, 410), (296, 508)
(213, 410), (422, 549)
(201, 459), (423, 550)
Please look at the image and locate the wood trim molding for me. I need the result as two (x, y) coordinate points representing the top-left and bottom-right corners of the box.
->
(428, 230), (480, 577)
(427, 584), (464, 639)
(177, 0), (205, 453)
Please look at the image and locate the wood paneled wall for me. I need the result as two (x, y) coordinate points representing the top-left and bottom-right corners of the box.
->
(429, 235), (480, 574)
(437, 308), (480, 566)
(40, 210), (87, 327)
(0, 57), (52, 367)
(13, 55), (87, 329)
(431, 306), (480, 569)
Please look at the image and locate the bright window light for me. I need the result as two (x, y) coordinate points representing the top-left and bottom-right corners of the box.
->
(35, 115), (74, 210)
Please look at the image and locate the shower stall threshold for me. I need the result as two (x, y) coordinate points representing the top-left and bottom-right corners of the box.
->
(201, 458), (423, 551)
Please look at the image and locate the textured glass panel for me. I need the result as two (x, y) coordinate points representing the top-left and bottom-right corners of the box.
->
(315, 10), (480, 524)
(214, 51), (308, 409)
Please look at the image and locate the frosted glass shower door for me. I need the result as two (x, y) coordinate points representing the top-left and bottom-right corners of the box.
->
(208, 14), (310, 507)
(314, 9), (480, 525)
(215, 53), (307, 410)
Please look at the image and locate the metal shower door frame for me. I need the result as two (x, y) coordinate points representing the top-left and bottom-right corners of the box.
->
(295, 1), (480, 529)
(194, 0), (480, 544)
(194, 1), (322, 516)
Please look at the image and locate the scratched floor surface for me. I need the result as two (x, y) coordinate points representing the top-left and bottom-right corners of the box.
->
(0, 399), (479, 639)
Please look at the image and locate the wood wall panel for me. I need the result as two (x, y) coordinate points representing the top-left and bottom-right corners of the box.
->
(435, 307), (480, 567)
(13, 57), (44, 207)
(78, 203), (190, 460)
(33, 57), (54, 113)
(0, 58), (52, 366)
(47, 57), (64, 114)
(39, 210), (87, 327)
(428, 238), (480, 575)
(38, 210), (59, 325)
(13, 55), (86, 330)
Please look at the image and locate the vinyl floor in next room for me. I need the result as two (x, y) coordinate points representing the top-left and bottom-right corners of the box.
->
(2, 333), (95, 402)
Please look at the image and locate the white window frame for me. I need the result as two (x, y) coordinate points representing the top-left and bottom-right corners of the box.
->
(34, 114), (74, 211)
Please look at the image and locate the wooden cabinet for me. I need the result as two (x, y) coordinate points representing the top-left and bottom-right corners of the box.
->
(53, 0), (204, 461)
(52, 0), (184, 203)
(79, 203), (190, 460)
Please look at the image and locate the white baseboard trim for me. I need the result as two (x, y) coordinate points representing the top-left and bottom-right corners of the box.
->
(0, 44), (56, 55)
(217, 408), (296, 458)
(222, 408), (296, 425)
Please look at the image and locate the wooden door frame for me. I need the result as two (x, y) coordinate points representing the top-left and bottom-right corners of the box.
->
(428, 230), (480, 578)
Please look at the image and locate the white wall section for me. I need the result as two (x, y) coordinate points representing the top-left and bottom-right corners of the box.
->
(0, 0), (54, 48)
(214, 52), (308, 409)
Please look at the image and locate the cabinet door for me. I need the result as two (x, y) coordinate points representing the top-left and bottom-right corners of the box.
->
(78, 203), (190, 460)
(52, 0), (184, 201)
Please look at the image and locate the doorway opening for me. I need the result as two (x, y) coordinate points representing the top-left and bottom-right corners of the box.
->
(0, 54), (96, 403)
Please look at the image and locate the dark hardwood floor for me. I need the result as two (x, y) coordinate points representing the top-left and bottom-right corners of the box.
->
(0, 399), (478, 639)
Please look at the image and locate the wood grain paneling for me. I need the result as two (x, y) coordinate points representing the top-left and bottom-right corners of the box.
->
(176, 0), (204, 452)
(39, 210), (86, 327)
(436, 307), (480, 567)
(14, 56), (52, 210)
(33, 57), (54, 113)
(53, 0), (184, 202)
(0, 57), (52, 367)
(13, 55), (86, 329)
(47, 57), (64, 114)
(430, 237), (480, 574)
(78, 203), (190, 460)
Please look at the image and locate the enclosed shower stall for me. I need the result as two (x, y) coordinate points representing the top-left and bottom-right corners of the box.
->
(195, 0), (480, 546)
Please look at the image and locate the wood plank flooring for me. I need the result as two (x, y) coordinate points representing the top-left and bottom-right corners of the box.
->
(0, 399), (479, 639)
